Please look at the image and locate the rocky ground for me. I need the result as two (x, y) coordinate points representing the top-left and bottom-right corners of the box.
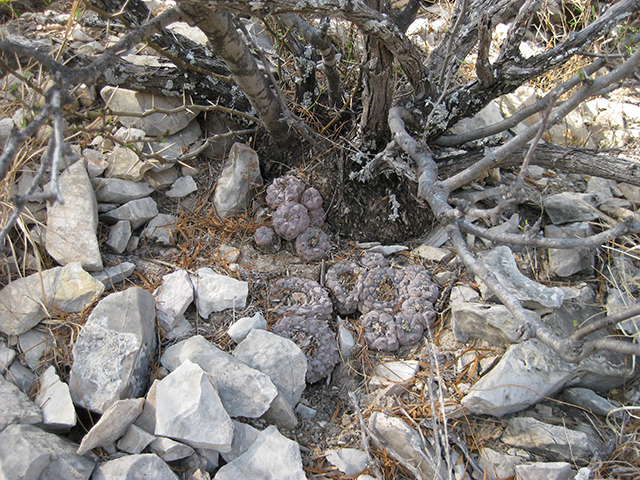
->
(1, 2), (640, 480)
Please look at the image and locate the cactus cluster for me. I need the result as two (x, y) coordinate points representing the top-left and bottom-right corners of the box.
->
(255, 175), (329, 262)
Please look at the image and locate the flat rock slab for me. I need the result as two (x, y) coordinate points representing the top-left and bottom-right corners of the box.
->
(227, 312), (267, 343)
(0, 423), (95, 480)
(161, 335), (278, 418)
(325, 448), (368, 476)
(155, 269), (194, 331)
(221, 420), (260, 463)
(515, 462), (574, 480)
(77, 398), (145, 455)
(69, 287), (157, 413)
(143, 213), (177, 246)
(45, 160), (102, 271)
(100, 197), (158, 229)
(501, 416), (601, 463)
(191, 268), (249, 318)
(214, 425), (306, 480)
(100, 86), (197, 136)
(543, 192), (600, 224)
(213, 142), (262, 217)
(93, 177), (154, 204)
(91, 453), (179, 480)
(149, 436), (194, 462)
(34, 365), (76, 432)
(154, 360), (233, 451)
(233, 329), (307, 407)
(0, 375), (42, 432)
(0, 262), (104, 335)
(478, 246), (565, 309)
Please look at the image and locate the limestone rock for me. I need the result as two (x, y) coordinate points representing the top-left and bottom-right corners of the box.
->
(191, 268), (249, 318)
(233, 329), (307, 407)
(213, 425), (305, 480)
(155, 269), (194, 331)
(0, 375), (42, 432)
(106, 146), (152, 181)
(545, 223), (594, 277)
(0, 339), (16, 374)
(146, 120), (202, 164)
(0, 424), (95, 480)
(100, 86), (197, 136)
(213, 143), (262, 217)
(106, 220), (132, 253)
(260, 391), (298, 430)
(92, 453), (179, 480)
(227, 312), (267, 343)
(369, 360), (420, 394)
(18, 328), (54, 371)
(143, 213), (177, 246)
(221, 420), (260, 463)
(166, 175), (198, 198)
(155, 360), (233, 451)
(543, 192), (600, 224)
(563, 387), (623, 418)
(478, 447), (527, 480)
(501, 416), (600, 463)
(93, 177), (154, 204)
(134, 379), (158, 434)
(116, 424), (156, 454)
(92, 262), (136, 287)
(100, 197), (158, 229)
(44, 160), (102, 270)
(69, 287), (157, 413)
(161, 335), (278, 418)
(150, 436), (195, 462)
(515, 462), (574, 480)
(326, 448), (368, 476)
(478, 246), (565, 309)
(34, 366), (76, 432)
(4, 360), (37, 394)
(77, 398), (145, 455)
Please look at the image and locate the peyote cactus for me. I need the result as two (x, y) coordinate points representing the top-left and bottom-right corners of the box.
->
(402, 265), (440, 303)
(269, 276), (333, 321)
(307, 206), (326, 228)
(394, 297), (436, 346)
(325, 261), (364, 316)
(361, 310), (399, 351)
(295, 227), (331, 262)
(271, 315), (339, 383)
(254, 226), (281, 253)
(358, 251), (389, 269)
(272, 202), (311, 241)
(265, 175), (306, 208)
(300, 187), (323, 211)
(358, 266), (408, 315)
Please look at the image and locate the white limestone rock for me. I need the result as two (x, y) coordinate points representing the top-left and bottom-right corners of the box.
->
(77, 398), (145, 455)
(478, 246), (565, 309)
(543, 192), (600, 225)
(100, 197), (158, 229)
(233, 329), (307, 407)
(155, 269), (194, 332)
(150, 436), (195, 461)
(161, 335), (278, 418)
(0, 375), (42, 431)
(0, 339), (16, 374)
(260, 392), (298, 430)
(213, 425), (306, 480)
(92, 453), (179, 480)
(69, 288), (157, 413)
(227, 312), (267, 343)
(147, 120), (202, 165)
(154, 360), (234, 451)
(19, 327), (54, 371)
(478, 447), (527, 480)
(34, 366), (76, 433)
(4, 360), (37, 394)
(191, 268), (248, 318)
(143, 213), (177, 246)
(166, 175), (198, 198)
(100, 86), (197, 136)
(44, 160), (102, 271)
(515, 462), (574, 480)
(213, 143), (262, 217)
(116, 424), (156, 454)
(0, 263), (104, 335)
(0, 424), (95, 480)
(106, 146), (152, 181)
(134, 379), (158, 434)
(545, 223), (594, 277)
(91, 262), (136, 287)
(369, 360), (420, 394)
(326, 448), (368, 476)
(93, 177), (154, 204)
(221, 420), (260, 463)
(106, 220), (132, 253)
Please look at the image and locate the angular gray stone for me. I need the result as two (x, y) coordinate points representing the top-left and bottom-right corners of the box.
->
(233, 329), (307, 407)
(501, 416), (600, 463)
(545, 222), (594, 277)
(92, 262), (136, 287)
(191, 268), (249, 318)
(213, 143), (262, 217)
(221, 420), (260, 463)
(166, 175), (198, 198)
(69, 287), (157, 413)
(213, 425), (305, 480)
(260, 392), (298, 430)
(161, 335), (278, 418)
(116, 424), (156, 454)
(19, 327), (54, 371)
(563, 387), (623, 418)
(451, 302), (540, 346)
(0, 375), (42, 432)
(0, 339), (16, 374)
(154, 360), (234, 451)
(34, 366), (76, 433)
(0, 263), (105, 336)
(100, 86), (197, 136)
(106, 220), (132, 254)
(106, 146), (152, 181)
(478, 447), (527, 480)
(368, 412), (449, 480)
(147, 120), (202, 164)
(515, 462), (574, 480)
(134, 379), (158, 434)
(449, 285), (480, 303)
(100, 197), (158, 229)
(143, 213), (177, 246)
(44, 160), (102, 271)
(227, 312), (267, 343)
(150, 436), (195, 461)
(77, 398), (145, 455)
(618, 182), (640, 204)
(91, 453), (179, 480)
(326, 448), (368, 476)
(144, 166), (179, 188)
(0, 424), (95, 480)
(4, 360), (37, 394)
(93, 177), (154, 204)
(543, 192), (600, 224)
(155, 269), (194, 331)
(478, 246), (565, 309)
